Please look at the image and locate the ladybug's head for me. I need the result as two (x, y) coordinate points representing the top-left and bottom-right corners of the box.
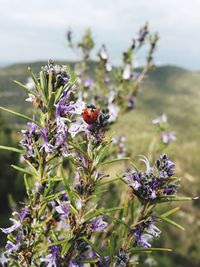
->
(87, 104), (96, 110)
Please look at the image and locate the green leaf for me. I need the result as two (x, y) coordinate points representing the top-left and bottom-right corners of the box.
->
(79, 259), (98, 264)
(104, 213), (130, 229)
(160, 207), (180, 217)
(0, 145), (24, 154)
(156, 195), (192, 203)
(11, 165), (32, 175)
(0, 106), (40, 125)
(128, 247), (172, 253)
(62, 176), (76, 208)
(61, 240), (72, 255)
(13, 80), (37, 96)
(97, 157), (129, 167)
(24, 174), (31, 199)
(40, 70), (48, 99)
(97, 177), (122, 187)
(157, 215), (184, 230)
(69, 141), (88, 159)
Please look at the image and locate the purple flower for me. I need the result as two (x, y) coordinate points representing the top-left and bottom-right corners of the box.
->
(40, 127), (54, 153)
(163, 184), (177, 195)
(83, 77), (93, 88)
(133, 218), (161, 248)
(162, 132), (176, 144)
(16, 208), (28, 222)
(91, 216), (107, 232)
(157, 155), (176, 177)
(40, 246), (59, 267)
(69, 118), (89, 137)
(0, 218), (21, 234)
(55, 200), (70, 216)
(0, 253), (6, 266)
(152, 114), (167, 125)
(27, 122), (37, 135)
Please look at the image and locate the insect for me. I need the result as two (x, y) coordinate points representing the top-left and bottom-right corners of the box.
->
(82, 104), (99, 124)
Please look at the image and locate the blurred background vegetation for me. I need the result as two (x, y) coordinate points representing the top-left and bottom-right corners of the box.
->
(0, 61), (200, 266)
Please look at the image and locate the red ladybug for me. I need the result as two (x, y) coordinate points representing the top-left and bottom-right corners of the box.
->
(82, 104), (99, 124)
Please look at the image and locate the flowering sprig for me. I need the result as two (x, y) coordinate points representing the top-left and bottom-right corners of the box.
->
(66, 24), (159, 122)
(152, 113), (176, 145)
(0, 62), (194, 266)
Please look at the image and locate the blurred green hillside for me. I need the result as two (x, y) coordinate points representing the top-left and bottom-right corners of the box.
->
(0, 62), (200, 266)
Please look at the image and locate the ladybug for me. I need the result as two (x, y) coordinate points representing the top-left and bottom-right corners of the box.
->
(82, 104), (99, 124)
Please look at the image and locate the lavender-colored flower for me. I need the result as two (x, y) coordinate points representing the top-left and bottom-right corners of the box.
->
(133, 218), (161, 248)
(108, 103), (119, 123)
(0, 253), (6, 266)
(83, 77), (93, 88)
(69, 117), (89, 137)
(152, 113), (167, 125)
(40, 127), (54, 153)
(124, 155), (177, 202)
(157, 154), (176, 177)
(5, 240), (20, 254)
(0, 218), (21, 234)
(162, 131), (176, 144)
(163, 184), (177, 195)
(55, 200), (70, 216)
(27, 122), (37, 135)
(43, 60), (69, 87)
(40, 246), (59, 267)
(15, 208), (28, 222)
(91, 216), (107, 232)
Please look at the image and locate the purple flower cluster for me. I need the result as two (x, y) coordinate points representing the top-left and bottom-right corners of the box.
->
(133, 217), (161, 248)
(43, 60), (70, 88)
(124, 155), (177, 203)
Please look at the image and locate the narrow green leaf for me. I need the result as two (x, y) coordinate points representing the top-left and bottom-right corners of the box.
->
(97, 177), (122, 187)
(0, 106), (40, 125)
(69, 141), (88, 159)
(160, 207), (180, 217)
(11, 165), (32, 175)
(97, 157), (129, 167)
(156, 196), (192, 203)
(28, 67), (38, 85)
(40, 70), (48, 99)
(104, 214), (130, 229)
(13, 80), (37, 96)
(24, 174), (31, 199)
(0, 145), (24, 154)
(79, 259), (98, 264)
(61, 240), (72, 255)
(128, 247), (172, 253)
(157, 215), (184, 230)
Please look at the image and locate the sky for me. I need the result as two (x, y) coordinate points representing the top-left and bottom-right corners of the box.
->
(1, 0), (200, 70)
